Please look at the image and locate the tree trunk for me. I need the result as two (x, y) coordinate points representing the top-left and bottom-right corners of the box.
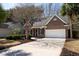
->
(25, 30), (28, 39)
(69, 17), (73, 38)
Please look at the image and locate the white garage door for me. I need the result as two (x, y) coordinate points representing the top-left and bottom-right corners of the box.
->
(45, 29), (66, 38)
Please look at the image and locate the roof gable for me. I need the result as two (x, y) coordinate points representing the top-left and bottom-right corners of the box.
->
(32, 14), (68, 28)
(45, 15), (67, 26)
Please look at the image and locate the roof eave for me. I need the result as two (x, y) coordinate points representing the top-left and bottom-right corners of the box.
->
(45, 14), (68, 26)
(31, 26), (47, 29)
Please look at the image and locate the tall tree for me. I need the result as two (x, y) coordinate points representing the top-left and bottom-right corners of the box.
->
(60, 3), (79, 38)
(48, 3), (52, 16)
(10, 4), (43, 22)
(0, 4), (7, 24)
(9, 4), (43, 39)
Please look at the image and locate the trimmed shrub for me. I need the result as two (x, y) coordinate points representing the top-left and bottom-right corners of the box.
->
(6, 34), (26, 40)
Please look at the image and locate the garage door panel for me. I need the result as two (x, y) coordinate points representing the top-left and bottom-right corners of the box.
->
(45, 29), (66, 38)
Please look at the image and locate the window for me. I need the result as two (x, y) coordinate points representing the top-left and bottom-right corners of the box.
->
(53, 18), (57, 21)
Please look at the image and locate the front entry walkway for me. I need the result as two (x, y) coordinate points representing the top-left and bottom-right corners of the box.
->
(0, 38), (66, 56)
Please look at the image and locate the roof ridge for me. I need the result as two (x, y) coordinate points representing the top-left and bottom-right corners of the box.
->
(55, 14), (67, 24)
(32, 14), (68, 28)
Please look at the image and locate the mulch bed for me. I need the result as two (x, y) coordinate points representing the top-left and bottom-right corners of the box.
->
(66, 38), (79, 42)
(60, 48), (79, 56)
(0, 39), (35, 50)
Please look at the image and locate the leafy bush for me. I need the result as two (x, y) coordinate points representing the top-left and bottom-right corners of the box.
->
(28, 34), (32, 40)
(73, 31), (78, 38)
(10, 28), (22, 34)
(6, 34), (26, 40)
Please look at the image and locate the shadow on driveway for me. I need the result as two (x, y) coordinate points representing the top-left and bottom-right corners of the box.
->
(0, 49), (31, 56)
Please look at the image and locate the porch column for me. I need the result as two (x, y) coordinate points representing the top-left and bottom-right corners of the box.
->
(32, 29), (33, 36)
(37, 28), (39, 37)
(35, 29), (36, 37)
(44, 28), (45, 37)
(41, 28), (44, 37)
(36, 28), (38, 37)
(36, 29), (37, 37)
(36, 29), (38, 37)
(40, 28), (42, 37)
(38, 28), (40, 37)
(66, 29), (68, 39)
(33, 29), (35, 37)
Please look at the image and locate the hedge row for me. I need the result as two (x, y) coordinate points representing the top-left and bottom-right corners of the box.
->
(6, 34), (26, 40)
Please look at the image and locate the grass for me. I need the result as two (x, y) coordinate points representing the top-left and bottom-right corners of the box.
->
(61, 39), (79, 56)
(64, 39), (79, 54)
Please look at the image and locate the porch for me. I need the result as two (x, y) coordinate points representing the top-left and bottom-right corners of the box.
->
(31, 28), (45, 38)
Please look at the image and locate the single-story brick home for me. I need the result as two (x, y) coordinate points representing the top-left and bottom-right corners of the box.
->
(0, 23), (11, 37)
(0, 22), (22, 37)
(31, 14), (70, 38)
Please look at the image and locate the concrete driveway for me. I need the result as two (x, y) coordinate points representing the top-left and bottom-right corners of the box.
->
(0, 38), (66, 56)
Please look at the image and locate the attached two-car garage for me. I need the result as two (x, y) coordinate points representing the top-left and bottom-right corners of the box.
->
(45, 29), (66, 38)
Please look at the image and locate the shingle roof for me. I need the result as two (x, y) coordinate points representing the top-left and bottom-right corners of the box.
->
(32, 14), (69, 28)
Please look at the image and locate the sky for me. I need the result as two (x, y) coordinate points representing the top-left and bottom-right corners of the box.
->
(2, 3), (62, 10)
(2, 3), (62, 16)
(2, 3), (17, 10)
(2, 3), (42, 10)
